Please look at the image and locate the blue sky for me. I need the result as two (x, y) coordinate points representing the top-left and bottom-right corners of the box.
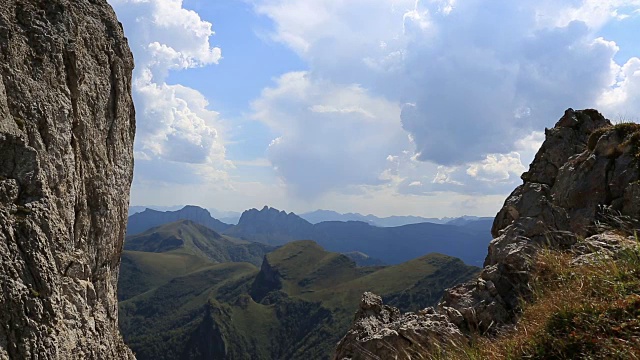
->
(108, 0), (640, 217)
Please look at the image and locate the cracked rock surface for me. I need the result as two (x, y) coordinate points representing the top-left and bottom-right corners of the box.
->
(334, 292), (464, 360)
(0, 0), (135, 358)
(335, 109), (640, 359)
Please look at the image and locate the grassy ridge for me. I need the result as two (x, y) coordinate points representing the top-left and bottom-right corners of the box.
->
(261, 240), (368, 295)
(125, 220), (274, 266)
(119, 220), (273, 301)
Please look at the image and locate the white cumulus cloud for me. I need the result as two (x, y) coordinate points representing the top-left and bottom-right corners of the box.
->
(598, 57), (640, 118)
(466, 153), (527, 182)
(109, 0), (228, 174)
(252, 71), (408, 197)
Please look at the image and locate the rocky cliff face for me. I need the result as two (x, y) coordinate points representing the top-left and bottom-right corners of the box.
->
(334, 109), (640, 359)
(0, 0), (135, 358)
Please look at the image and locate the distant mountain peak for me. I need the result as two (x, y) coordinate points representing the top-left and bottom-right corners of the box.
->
(256, 205), (294, 216)
(127, 205), (232, 236)
(182, 204), (211, 212)
(240, 206), (305, 221)
(227, 206), (314, 246)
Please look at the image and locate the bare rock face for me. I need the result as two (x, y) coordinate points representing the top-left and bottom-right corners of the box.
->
(454, 108), (637, 331)
(571, 231), (638, 265)
(0, 0), (135, 359)
(335, 109), (640, 358)
(334, 293), (464, 360)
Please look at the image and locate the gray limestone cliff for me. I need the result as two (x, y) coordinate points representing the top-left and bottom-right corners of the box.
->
(334, 109), (640, 359)
(0, 0), (135, 358)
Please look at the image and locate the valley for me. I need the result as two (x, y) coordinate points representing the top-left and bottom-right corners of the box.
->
(118, 213), (483, 359)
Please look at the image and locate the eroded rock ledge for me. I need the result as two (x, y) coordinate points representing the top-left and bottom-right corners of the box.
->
(335, 109), (640, 359)
(0, 0), (135, 358)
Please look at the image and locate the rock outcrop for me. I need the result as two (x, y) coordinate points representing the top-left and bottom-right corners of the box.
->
(334, 109), (640, 359)
(0, 0), (135, 359)
(334, 292), (464, 359)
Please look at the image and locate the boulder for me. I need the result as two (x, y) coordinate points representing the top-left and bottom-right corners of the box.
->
(334, 293), (464, 360)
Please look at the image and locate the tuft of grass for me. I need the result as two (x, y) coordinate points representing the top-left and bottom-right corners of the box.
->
(587, 126), (612, 151)
(614, 121), (640, 130)
(595, 207), (640, 236)
(613, 123), (640, 160)
(622, 129), (640, 160)
(613, 114), (639, 125)
(586, 121), (640, 160)
(449, 236), (640, 360)
(614, 122), (640, 140)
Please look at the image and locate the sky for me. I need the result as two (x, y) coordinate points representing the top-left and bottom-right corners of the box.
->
(107, 0), (640, 218)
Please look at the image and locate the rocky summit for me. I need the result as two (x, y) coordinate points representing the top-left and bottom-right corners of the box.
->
(0, 0), (135, 359)
(334, 108), (640, 359)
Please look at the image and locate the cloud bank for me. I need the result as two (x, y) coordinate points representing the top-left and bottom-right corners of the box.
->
(111, 0), (639, 216)
(252, 0), (640, 197)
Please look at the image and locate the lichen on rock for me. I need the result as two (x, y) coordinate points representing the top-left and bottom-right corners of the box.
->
(0, 0), (135, 358)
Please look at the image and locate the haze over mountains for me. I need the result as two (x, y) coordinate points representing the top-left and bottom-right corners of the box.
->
(301, 210), (448, 226)
(301, 210), (492, 226)
(127, 205), (493, 266)
(129, 205), (490, 227)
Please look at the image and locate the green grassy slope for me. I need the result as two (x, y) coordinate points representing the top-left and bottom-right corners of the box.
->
(119, 220), (274, 301)
(259, 240), (367, 295)
(316, 252), (479, 312)
(119, 240), (480, 359)
(119, 250), (215, 301)
(125, 219), (274, 266)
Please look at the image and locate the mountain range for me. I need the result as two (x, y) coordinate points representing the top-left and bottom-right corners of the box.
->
(127, 205), (492, 266)
(119, 220), (275, 301)
(300, 210), (492, 226)
(299, 209), (446, 226)
(129, 205), (491, 227)
(118, 220), (479, 359)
